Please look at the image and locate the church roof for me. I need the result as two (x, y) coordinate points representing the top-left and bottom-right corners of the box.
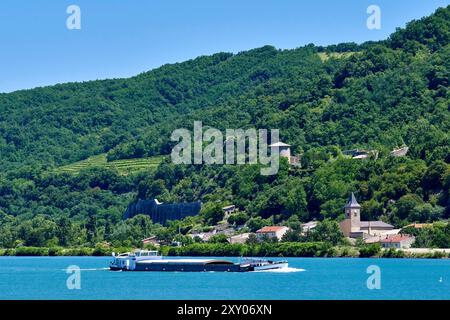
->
(360, 221), (394, 228)
(344, 192), (361, 208)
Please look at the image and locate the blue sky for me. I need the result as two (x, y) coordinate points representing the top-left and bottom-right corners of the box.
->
(0, 0), (448, 93)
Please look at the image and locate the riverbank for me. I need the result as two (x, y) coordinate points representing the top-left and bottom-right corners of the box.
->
(1, 242), (449, 259)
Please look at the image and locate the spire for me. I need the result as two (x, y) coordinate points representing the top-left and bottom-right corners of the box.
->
(344, 192), (361, 208)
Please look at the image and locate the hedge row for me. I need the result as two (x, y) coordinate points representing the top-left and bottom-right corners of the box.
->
(166, 242), (334, 257)
(1, 245), (448, 258)
(0, 246), (132, 256)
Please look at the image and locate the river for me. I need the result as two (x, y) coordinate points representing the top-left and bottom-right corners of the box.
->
(0, 256), (449, 299)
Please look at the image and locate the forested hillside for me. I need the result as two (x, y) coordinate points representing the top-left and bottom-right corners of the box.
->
(0, 6), (448, 249)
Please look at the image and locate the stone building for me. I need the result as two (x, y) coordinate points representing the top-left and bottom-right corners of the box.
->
(339, 193), (394, 238)
(268, 142), (300, 166)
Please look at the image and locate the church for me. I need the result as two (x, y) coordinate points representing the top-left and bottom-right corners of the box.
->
(339, 193), (395, 238)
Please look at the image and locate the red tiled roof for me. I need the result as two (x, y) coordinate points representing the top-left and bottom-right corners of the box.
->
(380, 235), (413, 243)
(256, 226), (287, 233)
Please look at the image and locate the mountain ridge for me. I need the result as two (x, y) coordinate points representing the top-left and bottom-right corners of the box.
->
(0, 6), (447, 170)
(0, 6), (448, 250)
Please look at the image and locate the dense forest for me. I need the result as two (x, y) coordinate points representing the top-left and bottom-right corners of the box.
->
(0, 6), (449, 250)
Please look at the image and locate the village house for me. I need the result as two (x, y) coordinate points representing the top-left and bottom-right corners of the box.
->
(343, 149), (379, 160)
(302, 221), (318, 234)
(222, 205), (236, 215)
(142, 236), (160, 247)
(189, 230), (218, 242)
(256, 226), (290, 241)
(380, 234), (415, 249)
(189, 226), (234, 242)
(228, 233), (252, 244)
(339, 193), (395, 238)
(222, 205), (236, 220)
(363, 228), (402, 244)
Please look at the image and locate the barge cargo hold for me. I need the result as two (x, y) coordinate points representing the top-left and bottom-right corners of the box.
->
(109, 250), (288, 272)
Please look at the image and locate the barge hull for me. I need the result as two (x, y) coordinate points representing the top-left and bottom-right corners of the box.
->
(133, 262), (249, 272)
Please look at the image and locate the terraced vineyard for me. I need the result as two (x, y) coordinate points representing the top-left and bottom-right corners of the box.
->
(317, 51), (357, 62)
(54, 154), (164, 175)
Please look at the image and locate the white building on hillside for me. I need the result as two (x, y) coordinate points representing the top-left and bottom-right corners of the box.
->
(380, 234), (415, 249)
(256, 226), (290, 241)
(268, 142), (300, 166)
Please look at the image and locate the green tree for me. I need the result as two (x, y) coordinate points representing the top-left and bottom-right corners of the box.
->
(306, 220), (344, 246)
(201, 203), (225, 225)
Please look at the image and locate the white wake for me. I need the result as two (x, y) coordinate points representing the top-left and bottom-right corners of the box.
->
(61, 267), (109, 271)
(255, 267), (305, 273)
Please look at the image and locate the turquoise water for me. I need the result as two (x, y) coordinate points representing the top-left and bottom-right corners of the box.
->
(0, 256), (449, 300)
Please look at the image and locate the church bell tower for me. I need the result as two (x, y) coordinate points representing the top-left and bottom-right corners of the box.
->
(344, 192), (361, 232)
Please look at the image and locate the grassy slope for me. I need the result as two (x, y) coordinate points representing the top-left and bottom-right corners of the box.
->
(317, 51), (357, 62)
(54, 154), (164, 175)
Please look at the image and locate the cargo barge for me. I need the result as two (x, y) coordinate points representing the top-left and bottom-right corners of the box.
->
(109, 250), (288, 272)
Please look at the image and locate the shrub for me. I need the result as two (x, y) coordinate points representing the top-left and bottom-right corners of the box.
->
(14, 247), (49, 256)
(359, 244), (381, 257)
(92, 245), (112, 256)
(165, 242), (329, 257)
(425, 251), (447, 259)
(48, 247), (63, 256)
(381, 248), (405, 258)
(62, 247), (94, 256)
(207, 234), (229, 244)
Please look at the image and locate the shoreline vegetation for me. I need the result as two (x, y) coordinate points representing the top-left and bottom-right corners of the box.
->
(0, 243), (448, 259)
